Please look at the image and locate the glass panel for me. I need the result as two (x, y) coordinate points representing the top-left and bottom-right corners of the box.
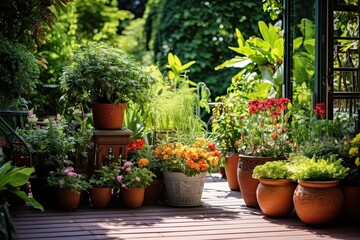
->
(337, 0), (358, 6)
(333, 46), (359, 69)
(333, 70), (359, 92)
(334, 11), (359, 38)
(334, 98), (360, 115)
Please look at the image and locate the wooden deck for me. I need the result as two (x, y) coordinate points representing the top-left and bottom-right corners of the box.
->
(10, 174), (360, 240)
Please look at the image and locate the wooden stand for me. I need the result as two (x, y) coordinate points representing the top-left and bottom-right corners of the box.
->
(88, 129), (133, 173)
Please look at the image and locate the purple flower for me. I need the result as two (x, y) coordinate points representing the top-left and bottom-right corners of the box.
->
(135, 177), (140, 182)
(123, 161), (133, 168)
(116, 175), (123, 182)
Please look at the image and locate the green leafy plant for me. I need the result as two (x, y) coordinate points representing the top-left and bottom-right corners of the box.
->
(117, 162), (155, 189)
(18, 116), (76, 177)
(290, 155), (349, 181)
(237, 98), (293, 158)
(60, 41), (155, 107)
(89, 165), (118, 188)
(153, 138), (221, 177)
(0, 161), (43, 239)
(47, 167), (90, 194)
(252, 160), (293, 180)
(0, 38), (40, 108)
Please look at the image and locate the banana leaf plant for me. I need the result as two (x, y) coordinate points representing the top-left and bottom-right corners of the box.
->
(0, 161), (43, 240)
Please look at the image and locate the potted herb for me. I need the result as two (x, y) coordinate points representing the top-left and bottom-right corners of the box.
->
(290, 154), (349, 226)
(60, 41), (155, 129)
(252, 160), (296, 217)
(88, 165), (118, 208)
(47, 167), (90, 210)
(116, 162), (155, 208)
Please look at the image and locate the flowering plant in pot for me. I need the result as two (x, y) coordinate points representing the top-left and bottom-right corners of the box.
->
(116, 161), (155, 208)
(153, 137), (221, 207)
(235, 97), (293, 208)
(47, 167), (90, 210)
(60, 41), (155, 129)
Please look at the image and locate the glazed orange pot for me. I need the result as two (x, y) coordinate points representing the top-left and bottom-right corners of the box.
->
(224, 152), (240, 191)
(293, 180), (343, 226)
(256, 178), (296, 217)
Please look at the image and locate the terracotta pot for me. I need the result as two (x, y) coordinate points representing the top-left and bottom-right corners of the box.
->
(58, 190), (81, 210)
(90, 103), (128, 130)
(341, 185), (360, 221)
(256, 178), (296, 218)
(224, 152), (240, 191)
(218, 166), (226, 178)
(143, 179), (163, 205)
(237, 155), (285, 208)
(293, 180), (344, 226)
(90, 187), (112, 208)
(122, 188), (145, 208)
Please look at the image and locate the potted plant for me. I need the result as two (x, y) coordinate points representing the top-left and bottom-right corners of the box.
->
(252, 160), (296, 217)
(153, 137), (221, 207)
(88, 164), (118, 208)
(211, 90), (247, 191)
(60, 41), (155, 129)
(236, 97), (293, 208)
(47, 167), (90, 210)
(126, 139), (163, 205)
(290, 154), (349, 226)
(116, 161), (155, 208)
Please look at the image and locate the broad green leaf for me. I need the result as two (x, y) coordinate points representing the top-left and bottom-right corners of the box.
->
(215, 57), (252, 70)
(235, 28), (246, 48)
(11, 190), (44, 211)
(293, 37), (303, 50)
(259, 65), (274, 84)
(258, 21), (271, 46)
(6, 168), (35, 187)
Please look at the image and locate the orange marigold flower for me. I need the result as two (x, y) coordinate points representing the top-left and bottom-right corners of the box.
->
(137, 158), (149, 168)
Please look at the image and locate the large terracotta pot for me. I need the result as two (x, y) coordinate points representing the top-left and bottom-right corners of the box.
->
(237, 155), (285, 208)
(341, 185), (360, 221)
(58, 190), (81, 210)
(224, 152), (240, 191)
(90, 103), (128, 130)
(122, 187), (145, 208)
(143, 178), (163, 205)
(163, 172), (206, 207)
(90, 187), (112, 208)
(293, 180), (343, 226)
(256, 178), (296, 218)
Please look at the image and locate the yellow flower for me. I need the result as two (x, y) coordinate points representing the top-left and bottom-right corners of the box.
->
(355, 157), (360, 167)
(349, 147), (359, 157)
(351, 133), (360, 145)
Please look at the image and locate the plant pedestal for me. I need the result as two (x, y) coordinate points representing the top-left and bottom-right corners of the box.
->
(88, 129), (133, 173)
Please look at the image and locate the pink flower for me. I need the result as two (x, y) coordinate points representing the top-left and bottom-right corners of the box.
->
(135, 177), (140, 182)
(116, 175), (123, 182)
(126, 167), (132, 172)
(123, 161), (133, 168)
(121, 184), (126, 188)
(64, 167), (74, 173)
(67, 171), (77, 177)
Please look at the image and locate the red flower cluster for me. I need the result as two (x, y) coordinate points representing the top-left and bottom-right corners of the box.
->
(313, 103), (326, 118)
(127, 139), (147, 152)
(248, 98), (291, 117)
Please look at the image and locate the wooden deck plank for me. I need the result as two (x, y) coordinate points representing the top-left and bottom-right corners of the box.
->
(10, 175), (360, 240)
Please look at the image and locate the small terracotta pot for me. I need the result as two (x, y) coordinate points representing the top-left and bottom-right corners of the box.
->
(143, 179), (163, 205)
(90, 103), (128, 130)
(224, 152), (240, 191)
(58, 190), (81, 210)
(122, 188), (145, 208)
(90, 187), (112, 208)
(293, 180), (343, 226)
(256, 178), (296, 218)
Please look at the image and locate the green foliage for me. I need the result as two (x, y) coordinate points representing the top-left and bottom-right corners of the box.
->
(47, 167), (90, 194)
(290, 155), (349, 181)
(146, 0), (271, 98)
(89, 165), (119, 188)
(262, 0), (283, 20)
(17, 117), (76, 177)
(253, 160), (293, 180)
(0, 38), (40, 108)
(60, 41), (155, 106)
(0, 0), (74, 50)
